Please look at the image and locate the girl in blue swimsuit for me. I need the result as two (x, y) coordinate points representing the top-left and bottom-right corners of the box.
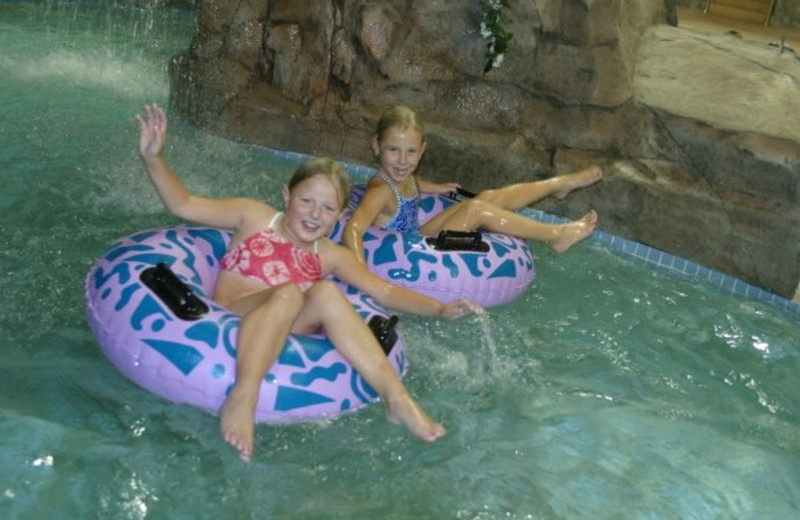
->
(344, 105), (604, 265)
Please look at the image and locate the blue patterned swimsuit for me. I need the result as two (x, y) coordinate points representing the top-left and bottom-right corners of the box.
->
(376, 171), (420, 234)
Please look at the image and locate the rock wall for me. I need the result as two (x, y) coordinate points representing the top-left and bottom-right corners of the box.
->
(169, 0), (800, 299)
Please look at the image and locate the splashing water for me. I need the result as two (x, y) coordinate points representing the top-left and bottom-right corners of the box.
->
(472, 312), (518, 384)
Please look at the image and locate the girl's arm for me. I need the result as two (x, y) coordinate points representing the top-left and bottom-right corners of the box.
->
(323, 240), (483, 318)
(417, 177), (461, 195)
(342, 184), (393, 264)
(135, 103), (266, 230)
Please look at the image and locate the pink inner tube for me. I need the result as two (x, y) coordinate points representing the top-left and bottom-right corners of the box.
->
(330, 186), (536, 308)
(85, 226), (405, 423)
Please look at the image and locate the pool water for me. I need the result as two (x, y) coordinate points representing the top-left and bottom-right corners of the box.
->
(2, 2), (799, 519)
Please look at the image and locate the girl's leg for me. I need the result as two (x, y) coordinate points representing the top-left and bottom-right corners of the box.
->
(473, 165), (602, 210)
(219, 284), (304, 462)
(293, 281), (446, 442)
(421, 198), (597, 254)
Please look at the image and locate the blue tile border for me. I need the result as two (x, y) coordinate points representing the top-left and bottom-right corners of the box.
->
(268, 148), (800, 324)
(522, 207), (800, 324)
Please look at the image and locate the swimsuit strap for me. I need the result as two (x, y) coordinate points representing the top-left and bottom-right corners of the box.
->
(376, 170), (418, 200)
(268, 212), (283, 228)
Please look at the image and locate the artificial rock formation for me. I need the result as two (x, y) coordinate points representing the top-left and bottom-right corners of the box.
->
(169, 0), (800, 299)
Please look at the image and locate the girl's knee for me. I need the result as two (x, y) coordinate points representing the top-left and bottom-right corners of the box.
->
(305, 282), (354, 321)
(462, 198), (490, 218)
(256, 284), (304, 316)
(276, 283), (305, 302)
(474, 188), (500, 204)
(442, 199), (490, 231)
(306, 280), (344, 302)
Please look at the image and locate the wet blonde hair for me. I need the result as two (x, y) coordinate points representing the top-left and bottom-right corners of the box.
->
(375, 105), (426, 143)
(288, 157), (351, 211)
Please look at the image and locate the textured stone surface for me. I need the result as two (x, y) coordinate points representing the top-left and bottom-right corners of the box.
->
(169, 0), (800, 298)
(635, 26), (800, 143)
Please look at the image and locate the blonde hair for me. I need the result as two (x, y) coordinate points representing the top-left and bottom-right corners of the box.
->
(375, 105), (425, 143)
(288, 157), (351, 210)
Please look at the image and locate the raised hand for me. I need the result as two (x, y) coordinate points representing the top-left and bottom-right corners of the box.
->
(134, 103), (167, 160)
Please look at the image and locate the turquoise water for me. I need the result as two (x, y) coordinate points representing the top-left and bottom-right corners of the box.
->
(2, 2), (799, 518)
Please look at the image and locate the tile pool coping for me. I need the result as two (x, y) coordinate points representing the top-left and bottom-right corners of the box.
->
(271, 149), (800, 324)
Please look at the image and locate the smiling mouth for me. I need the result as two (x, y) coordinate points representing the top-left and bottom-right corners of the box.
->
(302, 221), (320, 232)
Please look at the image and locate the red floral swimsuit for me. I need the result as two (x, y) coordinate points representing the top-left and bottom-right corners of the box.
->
(220, 213), (322, 291)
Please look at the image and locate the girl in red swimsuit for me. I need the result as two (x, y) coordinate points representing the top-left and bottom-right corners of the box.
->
(136, 104), (482, 462)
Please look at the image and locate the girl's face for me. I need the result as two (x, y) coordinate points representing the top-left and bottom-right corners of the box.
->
(372, 126), (426, 184)
(281, 175), (342, 245)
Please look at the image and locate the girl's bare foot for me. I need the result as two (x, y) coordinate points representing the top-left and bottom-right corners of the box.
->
(551, 210), (598, 253)
(553, 166), (603, 200)
(385, 389), (446, 442)
(219, 383), (259, 462)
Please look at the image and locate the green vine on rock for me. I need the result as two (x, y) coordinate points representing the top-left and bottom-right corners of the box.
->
(480, 0), (514, 73)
